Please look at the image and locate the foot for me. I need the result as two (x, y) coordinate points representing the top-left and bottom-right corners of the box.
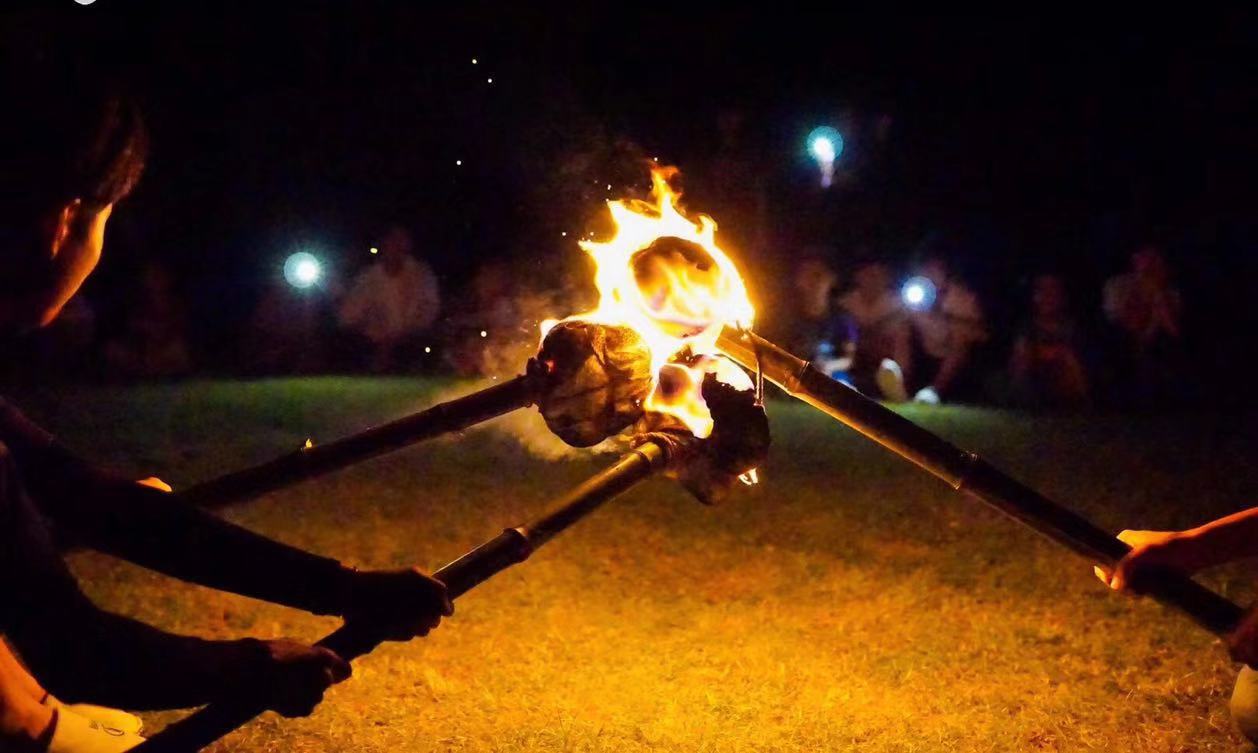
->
(874, 359), (909, 402)
(913, 386), (941, 405)
(42, 695), (143, 736)
(46, 709), (145, 753)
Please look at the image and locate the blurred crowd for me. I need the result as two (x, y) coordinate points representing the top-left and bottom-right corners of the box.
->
(0, 106), (1219, 413)
(11, 223), (584, 385)
(10, 214), (1191, 414)
(781, 242), (1184, 410)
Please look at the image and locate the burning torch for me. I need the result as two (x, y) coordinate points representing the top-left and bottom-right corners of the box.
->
(563, 165), (1243, 637)
(142, 313), (769, 751)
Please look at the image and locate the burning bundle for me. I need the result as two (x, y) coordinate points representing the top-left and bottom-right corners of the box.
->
(145, 165), (1242, 752)
(140, 174), (770, 753)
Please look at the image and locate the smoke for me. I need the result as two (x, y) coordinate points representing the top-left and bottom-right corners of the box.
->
(426, 377), (618, 462)
(435, 270), (617, 461)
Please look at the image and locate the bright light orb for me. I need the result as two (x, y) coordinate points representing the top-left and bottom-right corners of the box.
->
(284, 252), (322, 289)
(901, 276), (937, 311)
(807, 126), (843, 164)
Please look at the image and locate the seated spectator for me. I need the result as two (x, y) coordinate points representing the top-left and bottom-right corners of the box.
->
(244, 278), (328, 374)
(337, 225), (440, 372)
(904, 256), (987, 404)
(1008, 273), (1089, 407)
(102, 261), (192, 379)
(788, 257), (856, 380)
(836, 260), (911, 401)
(1102, 243), (1183, 405)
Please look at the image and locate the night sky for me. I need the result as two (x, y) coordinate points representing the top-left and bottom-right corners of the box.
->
(6, 4), (1257, 360)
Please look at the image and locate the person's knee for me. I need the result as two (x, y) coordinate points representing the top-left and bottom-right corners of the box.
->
(1230, 667), (1258, 743)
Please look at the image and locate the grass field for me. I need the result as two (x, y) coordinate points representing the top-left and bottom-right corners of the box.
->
(11, 377), (1258, 752)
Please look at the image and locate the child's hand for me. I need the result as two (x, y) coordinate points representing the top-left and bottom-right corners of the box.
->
(137, 476), (172, 492)
(1094, 529), (1204, 593)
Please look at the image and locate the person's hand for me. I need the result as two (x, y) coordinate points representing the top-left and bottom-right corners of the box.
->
(136, 476), (172, 492)
(1228, 608), (1258, 667)
(237, 639), (351, 717)
(342, 567), (453, 641)
(1094, 529), (1204, 593)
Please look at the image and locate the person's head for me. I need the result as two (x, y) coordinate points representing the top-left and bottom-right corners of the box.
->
(0, 67), (147, 332)
(378, 224), (414, 274)
(1030, 273), (1068, 317)
(793, 256), (838, 319)
(1131, 243), (1169, 284)
(915, 255), (950, 290)
(852, 261), (891, 297)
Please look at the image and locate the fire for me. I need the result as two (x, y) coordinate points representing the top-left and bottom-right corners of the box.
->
(548, 167), (755, 439)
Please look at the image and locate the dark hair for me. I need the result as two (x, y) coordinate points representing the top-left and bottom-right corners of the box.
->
(3, 68), (147, 206)
(0, 64), (148, 269)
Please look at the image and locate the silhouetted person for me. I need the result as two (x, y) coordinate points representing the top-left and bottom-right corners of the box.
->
(1102, 244), (1184, 405)
(0, 68), (449, 752)
(904, 256), (987, 404)
(837, 261), (911, 401)
(245, 278), (328, 374)
(1007, 274), (1089, 408)
(102, 262), (191, 380)
(788, 257), (855, 380)
(338, 225), (440, 372)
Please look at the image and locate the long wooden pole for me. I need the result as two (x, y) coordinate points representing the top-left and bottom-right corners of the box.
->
(179, 373), (543, 509)
(716, 327), (1244, 636)
(135, 439), (677, 753)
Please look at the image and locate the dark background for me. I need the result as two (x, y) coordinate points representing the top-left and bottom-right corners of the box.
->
(4, 3), (1256, 387)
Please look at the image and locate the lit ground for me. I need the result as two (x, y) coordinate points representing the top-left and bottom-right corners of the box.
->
(13, 378), (1258, 752)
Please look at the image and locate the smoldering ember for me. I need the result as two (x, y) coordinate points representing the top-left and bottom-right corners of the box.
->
(1, 6), (1256, 753)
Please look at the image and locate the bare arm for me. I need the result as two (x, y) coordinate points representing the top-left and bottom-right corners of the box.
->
(1097, 506), (1258, 592)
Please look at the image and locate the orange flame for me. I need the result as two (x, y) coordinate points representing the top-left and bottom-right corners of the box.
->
(547, 167), (755, 439)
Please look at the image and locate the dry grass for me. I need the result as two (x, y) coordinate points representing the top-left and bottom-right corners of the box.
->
(14, 378), (1258, 752)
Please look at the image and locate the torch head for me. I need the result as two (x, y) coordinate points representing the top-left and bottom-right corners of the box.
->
(634, 369), (770, 505)
(534, 320), (654, 447)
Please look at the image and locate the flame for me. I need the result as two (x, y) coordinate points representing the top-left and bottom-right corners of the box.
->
(551, 167), (755, 439)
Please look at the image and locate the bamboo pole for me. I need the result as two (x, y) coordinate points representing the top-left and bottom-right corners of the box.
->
(716, 326), (1244, 636)
(135, 438), (680, 753)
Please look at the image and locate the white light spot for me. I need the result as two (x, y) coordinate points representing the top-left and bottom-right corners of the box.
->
(424, 346), (432, 353)
(283, 252), (323, 289)
(480, 330), (488, 338)
(561, 231), (567, 236)
(472, 58), (478, 64)
(455, 159), (462, 166)
(900, 276), (937, 310)
(369, 247), (378, 255)
(487, 78), (493, 84)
